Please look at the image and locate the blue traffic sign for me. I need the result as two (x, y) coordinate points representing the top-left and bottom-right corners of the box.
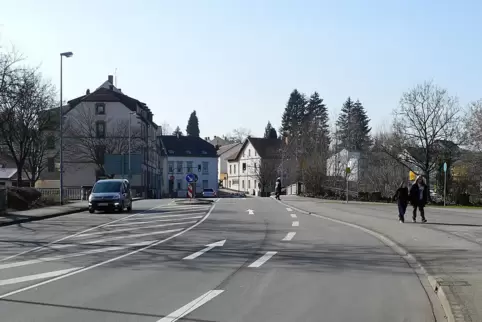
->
(185, 173), (195, 183)
(443, 162), (447, 172)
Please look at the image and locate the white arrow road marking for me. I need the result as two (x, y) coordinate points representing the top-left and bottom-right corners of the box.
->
(247, 209), (254, 215)
(292, 221), (299, 227)
(282, 232), (296, 241)
(0, 240), (154, 270)
(75, 221), (196, 238)
(290, 213), (297, 218)
(157, 289), (224, 322)
(183, 240), (226, 260)
(248, 251), (277, 268)
(0, 267), (81, 286)
(286, 208), (293, 212)
(107, 216), (202, 227)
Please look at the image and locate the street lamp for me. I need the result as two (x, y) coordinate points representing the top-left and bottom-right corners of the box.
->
(128, 111), (136, 180)
(59, 51), (73, 205)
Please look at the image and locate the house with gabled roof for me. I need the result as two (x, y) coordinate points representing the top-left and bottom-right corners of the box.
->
(226, 137), (281, 195)
(159, 134), (218, 197)
(217, 142), (242, 188)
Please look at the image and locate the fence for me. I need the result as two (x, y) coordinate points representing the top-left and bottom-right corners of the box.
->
(0, 189), (6, 212)
(36, 188), (82, 200)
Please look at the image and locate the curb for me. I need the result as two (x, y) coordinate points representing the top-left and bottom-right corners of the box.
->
(276, 198), (455, 322)
(0, 198), (145, 228)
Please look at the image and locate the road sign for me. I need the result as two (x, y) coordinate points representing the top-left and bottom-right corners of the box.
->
(345, 167), (351, 174)
(409, 171), (416, 181)
(187, 183), (193, 199)
(186, 173), (195, 183)
(443, 162), (447, 172)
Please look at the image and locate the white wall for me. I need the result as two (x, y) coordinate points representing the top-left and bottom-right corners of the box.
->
(217, 143), (241, 186)
(226, 141), (262, 195)
(326, 149), (361, 182)
(163, 156), (218, 196)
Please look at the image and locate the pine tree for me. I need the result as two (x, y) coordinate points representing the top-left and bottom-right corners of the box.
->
(264, 121), (278, 139)
(336, 97), (371, 151)
(281, 89), (306, 136)
(172, 126), (183, 136)
(186, 110), (200, 137)
(306, 92), (330, 146)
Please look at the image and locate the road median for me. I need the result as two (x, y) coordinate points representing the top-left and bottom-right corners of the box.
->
(278, 195), (482, 322)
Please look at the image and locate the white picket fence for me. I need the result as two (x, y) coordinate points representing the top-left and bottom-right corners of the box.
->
(36, 188), (83, 200)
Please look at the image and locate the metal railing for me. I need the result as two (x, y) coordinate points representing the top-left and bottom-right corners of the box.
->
(36, 188), (82, 200)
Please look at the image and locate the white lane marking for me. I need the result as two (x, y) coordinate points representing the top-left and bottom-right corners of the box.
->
(292, 221), (299, 227)
(0, 204), (217, 299)
(248, 251), (277, 268)
(107, 216), (202, 227)
(84, 228), (183, 245)
(183, 240), (226, 260)
(246, 209), (254, 215)
(286, 208), (293, 212)
(0, 267), (81, 287)
(121, 212), (205, 221)
(282, 232), (296, 241)
(0, 240), (154, 270)
(0, 202), (169, 262)
(75, 221), (196, 238)
(290, 214), (297, 218)
(157, 289), (224, 322)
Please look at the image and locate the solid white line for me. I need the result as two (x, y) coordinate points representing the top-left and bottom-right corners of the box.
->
(122, 212), (206, 221)
(248, 251), (277, 268)
(0, 203), (167, 262)
(0, 240), (154, 271)
(157, 289), (224, 322)
(292, 221), (299, 227)
(0, 267), (81, 286)
(0, 204), (217, 299)
(84, 228), (184, 245)
(183, 240), (225, 260)
(75, 221), (197, 238)
(107, 216), (202, 227)
(290, 214), (297, 218)
(286, 208), (293, 212)
(282, 232), (296, 241)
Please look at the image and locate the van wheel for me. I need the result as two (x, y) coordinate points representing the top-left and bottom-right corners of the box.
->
(89, 209), (95, 214)
(118, 202), (124, 213)
(127, 203), (132, 212)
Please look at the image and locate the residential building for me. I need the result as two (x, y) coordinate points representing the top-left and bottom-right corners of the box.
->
(208, 136), (236, 148)
(326, 149), (361, 182)
(216, 142), (242, 188)
(42, 75), (161, 197)
(227, 137), (281, 195)
(159, 134), (218, 197)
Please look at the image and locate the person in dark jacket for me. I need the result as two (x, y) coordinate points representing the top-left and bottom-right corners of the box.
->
(409, 175), (428, 223)
(393, 181), (409, 223)
(275, 178), (281, 200)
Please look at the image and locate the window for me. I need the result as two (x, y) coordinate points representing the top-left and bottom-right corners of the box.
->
(254, 163), (257, 171)
(202, 162), (208, 174)
(95, 103), (105, 115)
(187, 161), (193, 173)
(255, 151), (257, 156)
(248, 180), (251, 189)
(46, 135), (55, 150)
(229, 164), (232, 174)
(168, 161), (174, 173)
(254, 180), (257, 189)
(202, 180), (208, 189)
(177, 161), (183, 173)
(242, 163), (246, 173)
(94, 145), (105, 164)
(242, 180), (245, 189)
(234, 164), (237, 174)
(96, 121), (106, 138)
(177, 179), (182, 191)
(248, 149), (251, 156)
(47, 157), (55, 172)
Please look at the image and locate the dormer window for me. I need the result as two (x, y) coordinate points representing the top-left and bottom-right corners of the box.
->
(95, 103), (105, 115)
(168, 149), (175, 154)
(201, 150), (207, 155)
(186, 150), (192, 154)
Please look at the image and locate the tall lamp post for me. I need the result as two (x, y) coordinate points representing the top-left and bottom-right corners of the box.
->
(128, 111), (136, 180)
(59, 51), (73, 205)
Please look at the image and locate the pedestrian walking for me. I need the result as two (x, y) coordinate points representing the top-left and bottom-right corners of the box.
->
(275, 178), (281, 200)
(393, 181), (409, 223)
(409, 175), (428, 223)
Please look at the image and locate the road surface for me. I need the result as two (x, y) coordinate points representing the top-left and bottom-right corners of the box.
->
(0, 198), (444, 321)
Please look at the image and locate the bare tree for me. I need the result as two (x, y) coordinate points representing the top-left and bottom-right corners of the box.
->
(255, 158), (279, 193)
(388, 81), (465, 190)
(24, 128), (57, 185)
(63, 107), (142, 174)
(225, 127), (252, 143)
(160, 122), (172, 136)
(0, 49), (56, 185)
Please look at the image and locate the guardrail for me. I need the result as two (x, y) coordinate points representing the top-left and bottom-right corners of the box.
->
(36, 188), (82, 200)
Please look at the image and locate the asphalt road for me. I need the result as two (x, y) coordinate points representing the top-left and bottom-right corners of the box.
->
(0, 197), (443, 321)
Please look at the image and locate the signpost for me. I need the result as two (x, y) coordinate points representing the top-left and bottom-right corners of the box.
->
(443, 162), (447, 207)
(185, 173), (199, 199)
(345, 167), (351, 204)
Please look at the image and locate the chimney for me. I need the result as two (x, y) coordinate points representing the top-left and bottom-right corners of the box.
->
(109, 85), (114, 90)
(86, 89), (90, 95)
(108, 75), (114, 84)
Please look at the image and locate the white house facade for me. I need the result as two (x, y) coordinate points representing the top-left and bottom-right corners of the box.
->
(159, 135), (218, 197)
(216, 143), (242, 188)
(326, 149), (361, 182)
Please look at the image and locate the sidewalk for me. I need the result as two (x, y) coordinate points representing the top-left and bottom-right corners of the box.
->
(280, 195), (482, 322)
(0, 198), (144, 227)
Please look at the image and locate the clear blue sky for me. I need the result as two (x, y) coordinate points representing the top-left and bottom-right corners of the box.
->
(1, 0), (481, 138)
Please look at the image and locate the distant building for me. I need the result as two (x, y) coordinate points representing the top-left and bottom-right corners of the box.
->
(208, 136), (236, 147)
(216, 143), (242, 187)
(159, 134), (218, 197)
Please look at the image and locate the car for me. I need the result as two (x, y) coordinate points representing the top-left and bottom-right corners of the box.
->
(202, 188), (217, 198)
(88, 179), (132, 213)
